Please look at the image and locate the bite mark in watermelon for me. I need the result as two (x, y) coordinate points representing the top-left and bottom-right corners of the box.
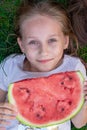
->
(8, 71), (84, 128)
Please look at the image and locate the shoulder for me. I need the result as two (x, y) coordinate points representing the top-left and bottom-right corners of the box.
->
(64, 55), (80, 62)
(0, 54), (24, 66)
(0, 54), (24, 75)
(64, 55), (83, 66)
(64, 55), (86, 78)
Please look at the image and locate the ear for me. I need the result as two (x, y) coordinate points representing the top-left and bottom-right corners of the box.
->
(64, 36), (69, 49)
(17, 37), (25, 53)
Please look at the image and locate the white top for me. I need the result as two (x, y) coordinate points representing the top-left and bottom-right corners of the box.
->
(0, 54), (86, 130)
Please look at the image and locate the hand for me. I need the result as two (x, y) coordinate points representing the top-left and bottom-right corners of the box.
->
(0, 102), (17, 128)
(0, 127), (6, 130)
(83, 80), (87, 104)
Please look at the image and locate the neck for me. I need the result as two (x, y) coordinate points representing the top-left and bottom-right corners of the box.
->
(23, 54), (64, 72)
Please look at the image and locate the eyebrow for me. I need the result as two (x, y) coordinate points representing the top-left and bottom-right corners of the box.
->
(49, 34), (59, 37)
(27, 34), (59, 39)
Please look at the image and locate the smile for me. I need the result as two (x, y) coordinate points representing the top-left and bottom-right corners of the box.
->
(37, 58), (53, 63)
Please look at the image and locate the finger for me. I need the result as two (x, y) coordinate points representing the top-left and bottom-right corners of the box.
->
(0, 103), (17, 111)
(0, 107), (17, 116)
(83, 86), (87, 91)
(0, 103), (18, 116)
(84, 95), (87, 100)
(0, 113), (16, 120)
(84, 81), (87, 86)
(0, 119), (11, 126)
(0, 127), (6, 130)
(83, 83), (87, 94)
(83, 89), (87, 94)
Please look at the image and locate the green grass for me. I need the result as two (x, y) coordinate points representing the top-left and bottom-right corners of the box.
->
(72, 125), (87, 130)
(78, 46), (87, 62)
(0, 0), (22, 62)
(0, 1), (87, 129)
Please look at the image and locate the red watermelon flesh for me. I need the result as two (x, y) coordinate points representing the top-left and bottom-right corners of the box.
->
(8, 71), (84, 128)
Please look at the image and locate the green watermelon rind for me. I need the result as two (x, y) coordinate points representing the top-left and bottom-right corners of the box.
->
(8, 71), (84, 128)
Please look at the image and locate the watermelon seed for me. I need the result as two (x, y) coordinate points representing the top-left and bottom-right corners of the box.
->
(70, 88), (74, 94)
(25, 88), (30, 93)
(64, 87), (67, 90)
(29, 101), (34, 111)
(69, 77), (73, 80)
(39, 105), (46, 112)
(26, 89), (30, 93)
(19, 88), (30, 94)
(61, 108), (65, 112)
(68, 101), (72, 105)
(36, 113), (43, 119)
(61, 82), (64, 85)
(20, 88), (30, 94)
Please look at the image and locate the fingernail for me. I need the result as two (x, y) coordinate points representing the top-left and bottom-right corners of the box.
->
(84, 82), (87, 85)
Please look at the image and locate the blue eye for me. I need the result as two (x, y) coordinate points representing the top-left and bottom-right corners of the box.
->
(48, 38), (57, 43)
(28, 40), (40, 48)
(29, 40), (38, 45)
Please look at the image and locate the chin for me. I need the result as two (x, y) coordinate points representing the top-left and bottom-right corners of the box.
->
(37, 67), (54, 72)
(31, 65), (54, 72)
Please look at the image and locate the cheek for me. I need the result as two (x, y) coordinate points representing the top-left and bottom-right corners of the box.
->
(25, 49), (37, 60)
(53, 45), (64, 55)
(54, 51), (63, 58)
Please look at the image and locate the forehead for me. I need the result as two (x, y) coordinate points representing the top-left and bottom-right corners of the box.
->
(21, 15), (63, 32)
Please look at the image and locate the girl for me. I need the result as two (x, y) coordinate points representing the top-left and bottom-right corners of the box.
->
(0, 0), (87, 130)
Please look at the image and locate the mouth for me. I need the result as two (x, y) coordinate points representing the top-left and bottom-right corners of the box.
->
(37, 58), (53, 63)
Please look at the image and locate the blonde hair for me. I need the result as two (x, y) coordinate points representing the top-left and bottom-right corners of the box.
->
(15, 0), (78, 56)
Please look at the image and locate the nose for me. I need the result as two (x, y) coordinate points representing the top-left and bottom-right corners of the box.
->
(39, 44), (49, 55)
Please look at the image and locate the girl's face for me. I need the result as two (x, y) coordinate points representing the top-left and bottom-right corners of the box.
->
(17, 15), (69, 72)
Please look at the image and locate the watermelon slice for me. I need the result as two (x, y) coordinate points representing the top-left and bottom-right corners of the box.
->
(8, 71), (84, 128)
